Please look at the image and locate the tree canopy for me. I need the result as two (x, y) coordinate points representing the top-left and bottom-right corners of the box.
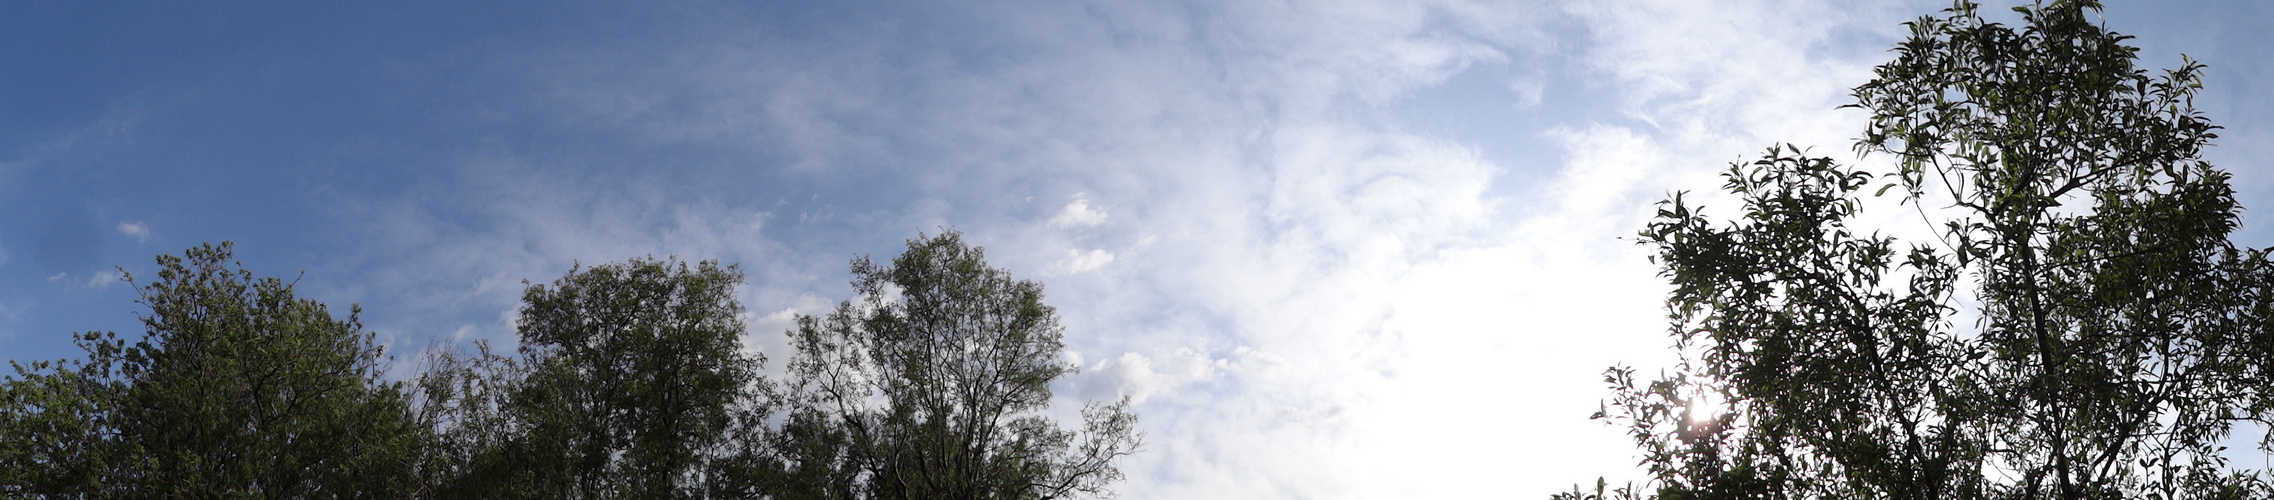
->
(0, 242), (424, 498)
(2, 235), (1138, 499)
(419, 257), (763, 499)
(1573, 1), (2274, 498)
(776, 231), (1140, 500)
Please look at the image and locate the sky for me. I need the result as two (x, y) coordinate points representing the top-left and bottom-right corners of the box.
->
(5, 0), (2273, 497)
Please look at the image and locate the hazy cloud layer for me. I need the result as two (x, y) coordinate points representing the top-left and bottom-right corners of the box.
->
(3, 1), (2269, 497)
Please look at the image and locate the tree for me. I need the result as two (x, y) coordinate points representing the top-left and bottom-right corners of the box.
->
(0, 332), (134, 497)
(777, 231), (1140, 500)
(412, 338), (534, 497)
(0, 242), (425, 498)
(419, 257), (765, 499)
(1582, 1), (2274, 498)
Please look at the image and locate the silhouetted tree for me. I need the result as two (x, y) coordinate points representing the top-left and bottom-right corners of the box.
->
(778, 231), (1140, 500)
(1575, 1), (2274, 498)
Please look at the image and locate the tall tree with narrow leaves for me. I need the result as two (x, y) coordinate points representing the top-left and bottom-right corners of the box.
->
(1574, 1), (2274, 498)
(779, 231), (1140, 500)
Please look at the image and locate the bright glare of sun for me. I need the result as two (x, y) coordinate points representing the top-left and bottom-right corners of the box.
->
(1689, 387), (1724, 427)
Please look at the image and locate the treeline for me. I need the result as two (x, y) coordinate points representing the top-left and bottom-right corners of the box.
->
(0, 231), (1140, 499)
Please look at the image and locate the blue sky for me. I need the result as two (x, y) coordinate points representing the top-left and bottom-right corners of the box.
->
(5, 0), (2272, 496)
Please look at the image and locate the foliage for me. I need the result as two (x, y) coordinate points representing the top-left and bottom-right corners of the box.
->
(412, 339), (533, 496)
(778, 231), (1141, 500)
(3, 235), (1141, 499)
(0, 332), (133, 497)
(0, 242), (425, 498)
(1586, 1), (2274, 498)
(419, 257), (764, 499)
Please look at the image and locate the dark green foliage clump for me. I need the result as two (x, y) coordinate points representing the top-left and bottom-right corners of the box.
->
(0, 242), (425, 498)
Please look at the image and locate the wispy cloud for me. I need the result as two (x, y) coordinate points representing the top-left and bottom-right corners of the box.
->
(1051, 248), (1114, 275)
(5, 0), (2156, 497)
(45, 270), (123, 290)
(117, 221), (149, 243)
(84, 270), (120, 289)
(5, 3), (2264, 495)
(330, 1), (1931, 496)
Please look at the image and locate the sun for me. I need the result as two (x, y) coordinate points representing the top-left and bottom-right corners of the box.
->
(1687, 387), (1726, 429)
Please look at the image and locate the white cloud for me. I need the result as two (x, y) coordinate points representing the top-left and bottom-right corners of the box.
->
(1047, 199), (1107, 228)
(84, 270), (120, 289)
(1069, 349), (1223, 404)
(117, 221), (150, 243)
(1053, 248), (1115, 275)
